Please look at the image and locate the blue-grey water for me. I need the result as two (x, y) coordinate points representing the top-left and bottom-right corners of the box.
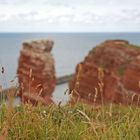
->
(0, 32), (140, 104)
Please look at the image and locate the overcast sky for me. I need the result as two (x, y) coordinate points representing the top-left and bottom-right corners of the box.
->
(0, 0), (139, 32)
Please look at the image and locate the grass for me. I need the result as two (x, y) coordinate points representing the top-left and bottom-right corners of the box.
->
(127, 44), (140, 51)
(0, 65), (140, 140)
(0, 45), (140, 139)
(0, 102), (140, 140)
(117, 65), (126, 76)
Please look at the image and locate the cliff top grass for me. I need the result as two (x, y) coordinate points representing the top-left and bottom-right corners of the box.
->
(0, 102), (140, 140)
(95, 40), (140, 51)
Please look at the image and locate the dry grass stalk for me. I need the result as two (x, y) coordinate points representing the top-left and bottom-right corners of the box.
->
(98, 68), (104, 105)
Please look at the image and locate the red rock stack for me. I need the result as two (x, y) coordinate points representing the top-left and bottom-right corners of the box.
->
(69, 40), (140, 106)
(17, 40), (56, 105)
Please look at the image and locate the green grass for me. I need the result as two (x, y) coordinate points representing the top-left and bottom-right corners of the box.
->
(127, 44), (140, 51)
(0, 102), (140, 140)
(117, 65), (126, 76)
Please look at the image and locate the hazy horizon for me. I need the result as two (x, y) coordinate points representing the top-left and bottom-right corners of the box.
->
(1, 32), (140, 33)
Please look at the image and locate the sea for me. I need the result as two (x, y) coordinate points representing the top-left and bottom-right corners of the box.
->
(0, 32), (140, 104)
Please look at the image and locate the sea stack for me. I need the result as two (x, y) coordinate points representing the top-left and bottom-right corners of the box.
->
(69, 40), (140, 106)
(17, 39), (56, 105)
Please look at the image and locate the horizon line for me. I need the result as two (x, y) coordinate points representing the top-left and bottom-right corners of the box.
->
(0, 31), (140, 34)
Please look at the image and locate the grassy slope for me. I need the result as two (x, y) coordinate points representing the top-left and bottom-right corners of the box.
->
(0, 103), (140, 140)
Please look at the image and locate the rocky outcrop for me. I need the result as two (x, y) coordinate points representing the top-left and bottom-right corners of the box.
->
(69, 40), (140, 106)
(17, 40), (56, 105)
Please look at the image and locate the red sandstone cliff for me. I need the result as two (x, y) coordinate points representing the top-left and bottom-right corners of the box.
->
(17, 40), (56, 105)
(69, 40), (140, 106)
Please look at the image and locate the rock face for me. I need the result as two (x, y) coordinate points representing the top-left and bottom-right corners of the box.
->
(17, 40), (56, 105)
(69, 40), (140, 106)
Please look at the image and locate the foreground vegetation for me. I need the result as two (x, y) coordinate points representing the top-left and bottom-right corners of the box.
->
(0, 102), (140, 140)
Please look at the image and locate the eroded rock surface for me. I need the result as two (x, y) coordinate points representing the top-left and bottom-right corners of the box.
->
(17, 40), (56, 105)
(69, 40), (140, 106)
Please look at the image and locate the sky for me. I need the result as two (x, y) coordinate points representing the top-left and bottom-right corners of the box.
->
(0, 0), (140, 32)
